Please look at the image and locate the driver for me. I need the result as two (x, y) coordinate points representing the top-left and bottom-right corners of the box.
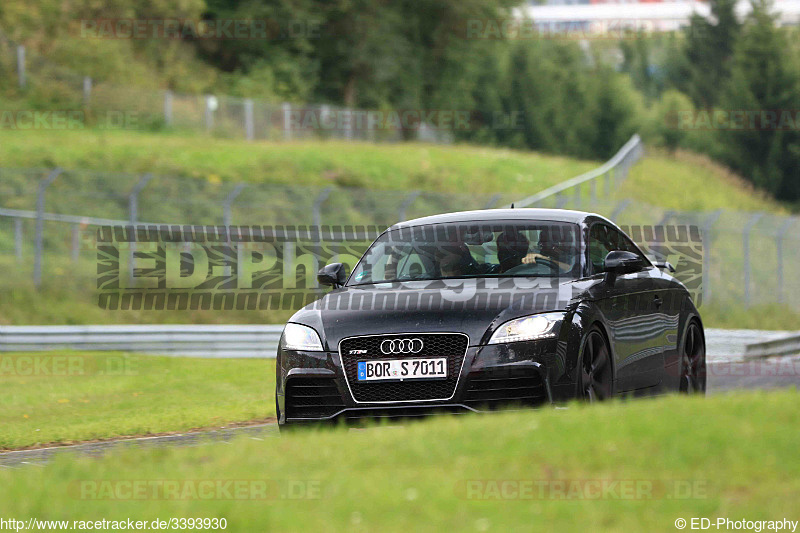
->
(522, 228), (576, 274)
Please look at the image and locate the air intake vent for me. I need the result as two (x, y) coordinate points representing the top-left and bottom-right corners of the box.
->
(285, 377), (345, 419)
(463, 368), (547, 411)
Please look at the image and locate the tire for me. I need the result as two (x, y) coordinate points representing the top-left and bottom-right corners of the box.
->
(577, 326), (614, 402)
(679, 321), (706, 395)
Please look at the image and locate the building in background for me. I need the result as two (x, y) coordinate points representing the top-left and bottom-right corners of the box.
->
(519, 0), (800, 34)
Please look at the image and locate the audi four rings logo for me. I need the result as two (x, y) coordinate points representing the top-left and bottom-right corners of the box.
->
(380, 338), (424, 354)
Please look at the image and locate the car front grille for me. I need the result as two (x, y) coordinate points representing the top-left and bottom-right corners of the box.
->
(284, 377), (345, 419)
(339, 333), (469, 403)
(463, 367), (548, 411)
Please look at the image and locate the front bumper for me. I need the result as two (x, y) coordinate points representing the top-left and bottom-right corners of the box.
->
(276, 338), (569, 426)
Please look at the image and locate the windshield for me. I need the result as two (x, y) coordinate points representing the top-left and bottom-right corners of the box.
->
(348, 222), (581, 285)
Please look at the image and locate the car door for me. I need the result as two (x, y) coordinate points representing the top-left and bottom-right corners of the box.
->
(588, 223), (665, 391)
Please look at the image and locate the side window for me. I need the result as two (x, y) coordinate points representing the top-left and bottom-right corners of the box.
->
(618, 233), (650, 264)
(589, 224), (613, 274)
(589, 223), (649, 274)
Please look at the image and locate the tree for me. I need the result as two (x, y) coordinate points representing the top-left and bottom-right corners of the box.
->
(719, 0), (800, 200)
(673, 0), (740, 108)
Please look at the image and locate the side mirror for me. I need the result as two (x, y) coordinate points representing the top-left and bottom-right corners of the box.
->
(654, 261), (676, 273)
(603, 250), (644, 283)
(317, 263), (348, 288)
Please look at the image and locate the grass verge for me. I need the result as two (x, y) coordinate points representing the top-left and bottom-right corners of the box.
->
(0, 129), (596, 194)
(613, 149), (787, 213)
(1, 390), (797, 531)
(0, 352), (275, 450)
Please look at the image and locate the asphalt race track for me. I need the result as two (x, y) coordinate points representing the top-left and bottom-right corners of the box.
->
(1, 354), (796, 469)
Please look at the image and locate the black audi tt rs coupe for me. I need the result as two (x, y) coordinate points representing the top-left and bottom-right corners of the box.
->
(275, 209), (706, 428)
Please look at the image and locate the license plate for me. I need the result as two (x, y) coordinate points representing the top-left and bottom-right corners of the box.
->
(357, 358), (447, 381)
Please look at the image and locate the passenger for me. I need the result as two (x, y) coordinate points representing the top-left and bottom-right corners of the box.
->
(437, 243), (476, 278)
(496, 231), (530, 273)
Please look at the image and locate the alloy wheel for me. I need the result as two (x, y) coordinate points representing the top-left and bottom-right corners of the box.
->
(680, 322), (706, 394)
(580, 329), (613, 402)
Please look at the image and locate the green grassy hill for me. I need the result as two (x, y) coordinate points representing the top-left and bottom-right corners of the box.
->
(0, 129), (797, 328)
(0, 130), (789, 214)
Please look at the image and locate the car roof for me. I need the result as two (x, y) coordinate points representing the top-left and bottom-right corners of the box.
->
(389, 208), (606, 230)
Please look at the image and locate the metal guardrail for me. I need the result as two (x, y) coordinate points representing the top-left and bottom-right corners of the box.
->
(511, 134), (644, 208)
(745, 333), (800, 359)
(0, 207), (131, 226)
(1, 325), (796, 360)
(0, 325), (284, 358)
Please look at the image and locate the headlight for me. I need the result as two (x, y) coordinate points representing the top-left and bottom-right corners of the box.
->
(281, 323), (324, 351)
(488, 312), (564, 345)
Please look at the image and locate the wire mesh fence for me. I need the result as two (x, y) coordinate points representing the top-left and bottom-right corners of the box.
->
(1, 34), (798, 313)
(0, 33), (447, 143)
(0, 163), (798, 312)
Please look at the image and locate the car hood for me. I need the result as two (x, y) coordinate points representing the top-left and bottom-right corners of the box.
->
(288, 278), (595, 349)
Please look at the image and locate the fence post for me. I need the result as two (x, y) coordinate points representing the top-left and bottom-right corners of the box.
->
(313, 187), (332, 269)
(282, 103), (292, 141)
(71, 224), (80, 261)
(313, 187), (332, 230)
(14, 218), (23, 262)
(610, 199), (631, 222)
(320, 105), (330, 139)
(573, 183), (581, 209)
(164, 90), (173, 126)
(776, 218), (796, 304)
(345, 109), (354, 140)
(701, 210), (722, 306)
(590, 179), (597, 206)
(128, 173), (154, 284)
(605, 171), (611, 197)
(223, 184), (246, 227)
(398, 191), (420, 222)
(205, 95), (216, 132)
(16, 45), (25, 89)
(83, 77), (92, 106)
(244, 99), (254, 141)
(34, 168), (62, 288)
(742, 213), (763, 307)
(484, 194), (501, 209)
(222, 184), (246, 277)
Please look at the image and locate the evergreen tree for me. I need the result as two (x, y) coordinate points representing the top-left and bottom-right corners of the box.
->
(675, 0), (740, 107)
(720, 0), (800, 199)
